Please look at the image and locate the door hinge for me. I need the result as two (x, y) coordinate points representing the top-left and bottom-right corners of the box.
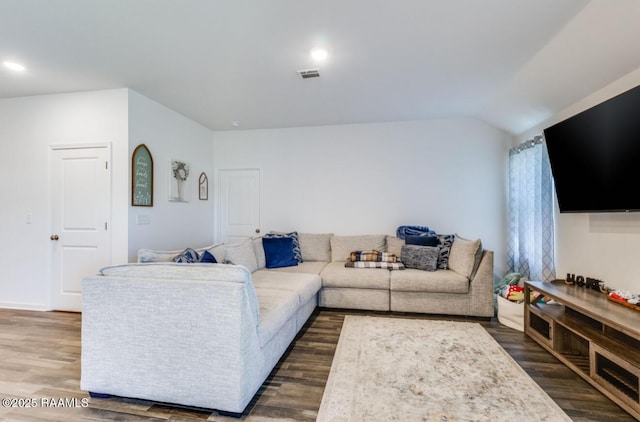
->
(105, 161), (109, 170)
(105, 222), (108, 230)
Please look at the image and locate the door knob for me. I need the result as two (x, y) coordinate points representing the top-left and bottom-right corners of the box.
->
(255, 229), (261, 234)
(50, 234), (59, 241)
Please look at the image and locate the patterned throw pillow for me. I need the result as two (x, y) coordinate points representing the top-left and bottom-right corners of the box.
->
(435, 234), (455, 270)
(173, 248), (218, 264)
(173, 248), (200, 263)
(265, 231), (303, 263)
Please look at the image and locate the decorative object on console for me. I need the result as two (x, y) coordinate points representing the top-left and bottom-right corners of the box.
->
(198, 172), (208, 200)
(608, 290), (640, 311)
(169, 159), (190, 202)
(131, 144), (153, 207)
(565, 273), (606, 291)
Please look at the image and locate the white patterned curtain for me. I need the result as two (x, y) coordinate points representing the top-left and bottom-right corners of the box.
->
(508, 136), (555, 281)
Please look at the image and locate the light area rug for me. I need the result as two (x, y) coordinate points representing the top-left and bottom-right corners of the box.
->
(317, 316), (571, 422)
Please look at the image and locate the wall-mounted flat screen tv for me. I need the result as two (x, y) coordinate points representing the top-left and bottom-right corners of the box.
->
(543, 84), (640, 213)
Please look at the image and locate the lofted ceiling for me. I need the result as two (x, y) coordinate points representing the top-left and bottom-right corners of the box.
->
(1, 0), (640, 135)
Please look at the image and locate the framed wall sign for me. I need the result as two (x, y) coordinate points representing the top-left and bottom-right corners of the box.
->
(132, 144), (154, 206)
(199, 172), (208, 200)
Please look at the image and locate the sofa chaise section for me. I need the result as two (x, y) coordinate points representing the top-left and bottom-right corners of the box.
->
(390, 249), (494, 316)
(81, 263), (321, 415)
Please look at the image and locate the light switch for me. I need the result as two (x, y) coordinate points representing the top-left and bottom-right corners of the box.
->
(136, 214), (151, 225)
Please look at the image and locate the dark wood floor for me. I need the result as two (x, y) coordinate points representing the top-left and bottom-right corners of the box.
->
(0, 308), (634, 421)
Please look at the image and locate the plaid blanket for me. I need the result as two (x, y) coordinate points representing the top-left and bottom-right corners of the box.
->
(345, 261), (405, 270)
(349, 250), (397, 263)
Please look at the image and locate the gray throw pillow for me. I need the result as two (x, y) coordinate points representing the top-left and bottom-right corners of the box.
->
(400, 245), (439, 271)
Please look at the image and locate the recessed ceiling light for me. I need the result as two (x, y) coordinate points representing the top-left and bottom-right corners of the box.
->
(3, 61), (26, 71)
(310, 49), (328, 61)
(231, 121), (240, 127)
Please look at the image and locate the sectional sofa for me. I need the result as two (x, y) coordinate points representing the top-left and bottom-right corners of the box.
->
(81, 233), (494, 415)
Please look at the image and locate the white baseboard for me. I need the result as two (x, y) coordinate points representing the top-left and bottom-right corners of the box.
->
(0, 301), (48, 311)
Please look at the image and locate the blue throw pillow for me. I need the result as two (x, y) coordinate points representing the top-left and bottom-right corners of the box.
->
(264, 231), (303, 263)
(199, 250), (217, 263)
(405, 235), (439, 247)
(262, 237), (299, 269)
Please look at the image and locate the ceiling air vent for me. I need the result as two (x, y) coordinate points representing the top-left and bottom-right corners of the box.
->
(297, 69), (320, 79)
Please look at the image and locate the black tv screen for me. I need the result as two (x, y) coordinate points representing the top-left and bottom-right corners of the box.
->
(543, 84), (640, 213)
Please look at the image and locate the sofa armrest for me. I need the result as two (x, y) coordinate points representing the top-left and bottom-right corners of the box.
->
(468, 250), (494, 317)
(81, 275), (263, 413)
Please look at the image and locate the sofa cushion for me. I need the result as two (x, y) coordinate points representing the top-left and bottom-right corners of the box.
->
(265, 232), (303, 263)
(224, 239), (259, 272)
(448, 234), (482, 279)
(299, 232), (333, 262)
(330, 235), (386, 262)
(320, 261), (390, 289)
(386, 236), (404, 257)
(262, 237), (299, 269)
(254, 288), (300, 346)
(253, 237), (266, 269)
(252, 270), (321, 306)
(390, 269), (470, 294)
(400, 245), (439, 271)
(264, 261), (328, 275)
(208, 244), (227, 263)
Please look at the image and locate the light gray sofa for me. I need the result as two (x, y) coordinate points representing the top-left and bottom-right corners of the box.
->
(81, 232), (493, 415)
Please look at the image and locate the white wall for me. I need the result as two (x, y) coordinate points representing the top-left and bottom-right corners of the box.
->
(519, 65), (640, 291)
(128, 90), (214, 261)
(0, 89), (129, 310)
(213, 118), (511, 276)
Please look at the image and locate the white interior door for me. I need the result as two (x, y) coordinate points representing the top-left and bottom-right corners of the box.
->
(218, 168), (261, 243)
(50, 145), (111, 311)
